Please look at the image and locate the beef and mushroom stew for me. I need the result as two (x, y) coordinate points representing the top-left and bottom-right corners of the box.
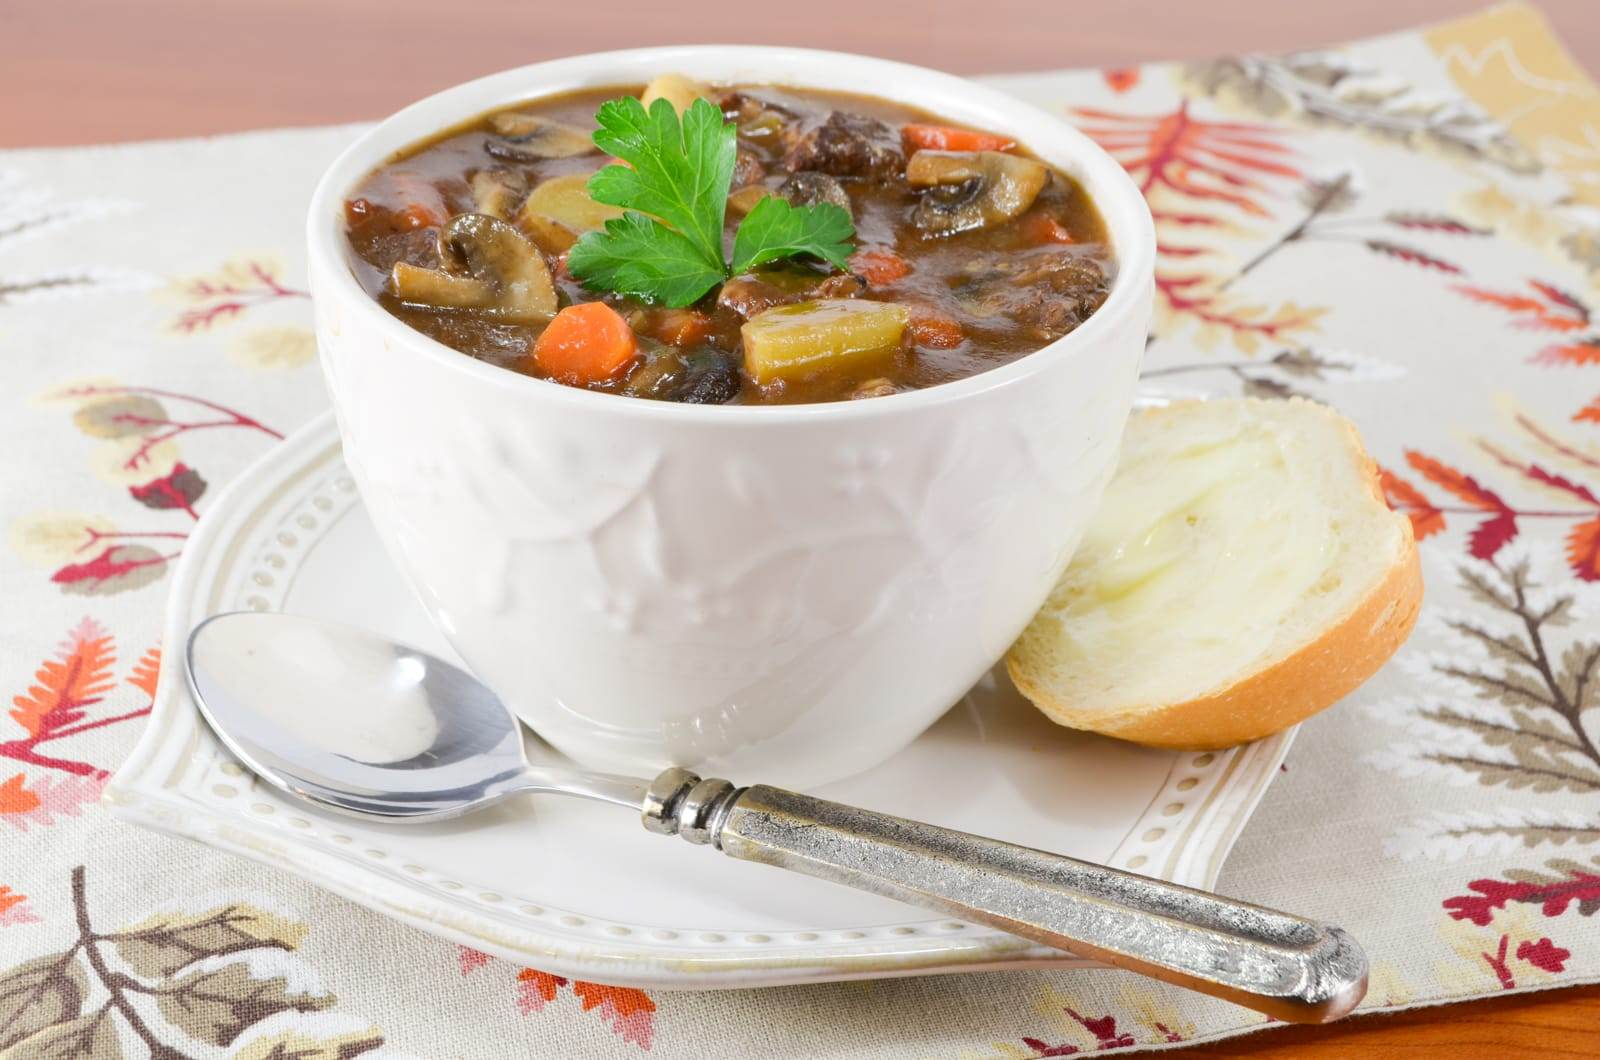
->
(344, 76), (1115, 405)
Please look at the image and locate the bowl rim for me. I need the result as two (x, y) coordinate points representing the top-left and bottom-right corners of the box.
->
(306, 44), (1155, 423)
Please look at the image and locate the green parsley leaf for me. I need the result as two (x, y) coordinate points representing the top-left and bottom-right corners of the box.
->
(587, 96), (734, 274)
(566, 213), (726, 308)
(567, 93), (857, 307)
(730, 196), (855, 276)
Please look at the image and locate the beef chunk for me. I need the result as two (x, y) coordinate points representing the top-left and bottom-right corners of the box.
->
(811, 272), (867, 299)
(778, 171), (852, 216)
(716, 271), (867, 320)
(782, 112), (903, 179)
(349, 224), (441, 274)
(959, 251), (1110, 341)
(717, 275), (793, 319)
(732, 150), (767, 190)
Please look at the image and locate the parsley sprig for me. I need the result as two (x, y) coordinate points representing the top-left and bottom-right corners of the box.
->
(566, 97), (855, 307)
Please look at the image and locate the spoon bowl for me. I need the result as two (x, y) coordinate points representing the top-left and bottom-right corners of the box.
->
(187, 611), (646, 819)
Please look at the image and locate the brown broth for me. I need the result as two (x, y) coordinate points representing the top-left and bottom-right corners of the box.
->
(345, 83), (1115, 404)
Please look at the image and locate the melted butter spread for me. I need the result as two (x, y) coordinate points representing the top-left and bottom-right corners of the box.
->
(1052, 415), (1342, 699)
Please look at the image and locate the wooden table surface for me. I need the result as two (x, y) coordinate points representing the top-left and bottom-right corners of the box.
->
(8, 2), (1599, 1055)
(3, 0), (1597, 146)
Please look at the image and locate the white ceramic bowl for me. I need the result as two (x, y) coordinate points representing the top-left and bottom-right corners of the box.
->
(307, 46), (1154, 788)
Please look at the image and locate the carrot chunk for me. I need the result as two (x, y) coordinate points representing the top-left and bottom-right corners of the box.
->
(384, 172), (448, 230)
(393, 203), (443, 230)
(902, 123), (1015, 153)
(850, 248), (912, 287)
(534, 303), (640, 385)
(1022, 213), (1076, 245)
(908, 308), (965, 349)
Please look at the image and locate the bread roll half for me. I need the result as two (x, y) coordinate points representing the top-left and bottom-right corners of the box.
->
(1006, 397), (1422, 749)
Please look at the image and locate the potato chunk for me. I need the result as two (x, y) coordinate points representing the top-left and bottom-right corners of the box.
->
(727, 184), (774, 216)
(741, 299), (910, 385)
(517, 174), (623, 249)
(641, 74), (713, 114)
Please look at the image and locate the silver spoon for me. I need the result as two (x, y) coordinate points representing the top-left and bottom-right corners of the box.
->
(187, 610), (1366, 1023)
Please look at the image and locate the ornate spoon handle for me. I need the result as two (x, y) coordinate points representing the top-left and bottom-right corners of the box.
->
(642, 769), (1366, 1024)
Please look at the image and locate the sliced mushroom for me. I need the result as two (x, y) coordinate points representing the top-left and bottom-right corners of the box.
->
(390, 213), (556, 323)
(484, 113), (596, 162)
(906, 150), (1048, 236)
(640, 74), (713, 114)
(391, 262), (494, 309)
(778, 171), (852, 220)
(441, 214), (557, 321)
(470, 169), (527, 219)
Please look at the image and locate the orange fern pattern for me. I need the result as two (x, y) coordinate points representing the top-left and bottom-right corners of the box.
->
(516, 968), (568, 1013)
(462, 947), (657, 1050)
(1076, 102), (1301, 215)
(126, 645), (161, 700)
(2, 619), (156, 785)
(1379, 468), (1446, 541)
(1375, 419), (1600, 581)
(10, 617), (115, 738)
(1078, 100), (1497, 359)
(1076, 102), (1323, 352)
(1570, 520), (1600, 581)
(0, 884), (39, 927)
(1453, 281), (1600, 421)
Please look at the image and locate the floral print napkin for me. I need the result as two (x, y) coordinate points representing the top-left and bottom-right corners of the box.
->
(3, 3), (1600, 1055)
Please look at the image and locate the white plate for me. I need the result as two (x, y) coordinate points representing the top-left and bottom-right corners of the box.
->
(108, 411), (1294, 989)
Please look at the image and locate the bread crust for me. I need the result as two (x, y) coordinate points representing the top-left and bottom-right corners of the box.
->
(1006, 400), (1424, 749)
